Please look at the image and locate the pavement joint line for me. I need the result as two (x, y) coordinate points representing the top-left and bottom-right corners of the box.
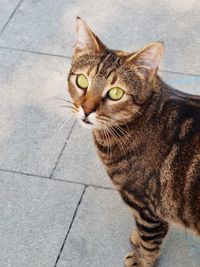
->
(53, 185), (87, 267)
(0, 0), (24, 36)
(49, 120), (77, 179)
(0, 168), (48, 179)
(159, 69), (200, 77)
(86, 183), (115, 191)
(0, 46), (199, 77)
(0, 167), (114, 190)
(0, 46), (71, 59)
(52, 177), (115, 191)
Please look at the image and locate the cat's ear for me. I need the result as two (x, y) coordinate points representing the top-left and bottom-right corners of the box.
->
(126, 41), (164, 80)
(73, 17), (107, 57)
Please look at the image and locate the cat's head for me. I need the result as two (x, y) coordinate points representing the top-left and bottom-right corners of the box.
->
(68, 17), (164, 129)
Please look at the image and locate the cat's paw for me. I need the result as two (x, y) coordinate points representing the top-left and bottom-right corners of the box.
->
(124, 251), (139, 267)
(130, 230), (140, 247)
(124, 251), (154, 267)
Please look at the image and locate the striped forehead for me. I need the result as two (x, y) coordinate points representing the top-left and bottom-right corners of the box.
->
(73, 52), (122, 77)
(95, 53), (122, 77)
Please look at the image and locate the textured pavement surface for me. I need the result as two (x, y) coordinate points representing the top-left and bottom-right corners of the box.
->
(0, 1), (200, 267)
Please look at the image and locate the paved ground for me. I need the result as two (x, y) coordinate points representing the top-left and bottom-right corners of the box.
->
(0, 1), (200, 267)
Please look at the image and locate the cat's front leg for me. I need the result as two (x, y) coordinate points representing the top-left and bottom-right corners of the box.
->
(130, 229), (140, 247)
(125, 218), (169, 267)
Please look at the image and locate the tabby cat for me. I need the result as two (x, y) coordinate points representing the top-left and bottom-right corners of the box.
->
(67, 17), (200, 267)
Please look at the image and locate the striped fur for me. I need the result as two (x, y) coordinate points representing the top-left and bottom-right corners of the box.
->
(68, 18), (200, 267)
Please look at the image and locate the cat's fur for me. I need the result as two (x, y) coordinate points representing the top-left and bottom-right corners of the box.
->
(68, 17), (200, 267)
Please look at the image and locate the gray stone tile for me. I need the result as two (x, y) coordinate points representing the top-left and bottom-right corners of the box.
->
(0, 0), (200, 74)
(0, 0), (21, 32)
(0, 0), (75, 55)
(53, 124), (113, 188)
(0, 171), (84, 267)
(56, 186), (200, 267)
(160, 227), (200, 267)
(0, 49), (74, 176)
(56, 186), (134, 267)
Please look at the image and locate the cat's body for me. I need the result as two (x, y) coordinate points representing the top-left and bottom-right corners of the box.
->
(94, 78), (200, 231)
(68, 18), (200, 267)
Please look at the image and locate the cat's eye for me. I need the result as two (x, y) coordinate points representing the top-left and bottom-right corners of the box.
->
(76, 74), (88, 90)
(107, 87), (124, 101)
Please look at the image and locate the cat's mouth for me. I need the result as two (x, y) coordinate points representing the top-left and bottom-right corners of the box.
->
(79, 118), (95, 129)
(82, 118), (93, 125)
(76, 106), (96, 129)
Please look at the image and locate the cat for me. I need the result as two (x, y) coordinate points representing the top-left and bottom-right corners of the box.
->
(67, 17), (200, 267)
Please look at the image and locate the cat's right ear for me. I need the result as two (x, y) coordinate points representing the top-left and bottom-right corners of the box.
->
(73, 17), (107, 58)
(125, 42), (164, 81)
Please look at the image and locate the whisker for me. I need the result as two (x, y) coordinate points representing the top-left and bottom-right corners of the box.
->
(58, 104), (73, 108)
(109, 126), (129, 162)
(120, 120), (139, 151)
(98, 122), (113, 162)
(97, 118), (129, 163)
(71, 106), (78, 113)
(100, 127), (109, 157)
(114, 123), (139, 157)
(53, 97), (73, 104)
(54, 116), (74, 134)
(136, 110), (142, 115)
(98, 116), (140, 162)
(105, 128), (113, 161)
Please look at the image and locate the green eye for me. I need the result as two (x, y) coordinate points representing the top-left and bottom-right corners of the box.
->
(76, 74), (88, 89)
(107, 87), (124, 101)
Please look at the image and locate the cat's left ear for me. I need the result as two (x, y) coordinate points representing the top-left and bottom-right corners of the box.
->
(126, 41), (164, 80)
(73, 17), (107, 58)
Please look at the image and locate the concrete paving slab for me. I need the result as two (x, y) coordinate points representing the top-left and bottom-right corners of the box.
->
(0, 49), (73, 176)
(53, 124), (113, 188)
(56, 186), (200, 267)
(0, 0), (74, 55)
(0, 0), (21, 32)
(56, 186), (134, 267)
(0, 0), (199, 74)
(0, 170), (84, 267)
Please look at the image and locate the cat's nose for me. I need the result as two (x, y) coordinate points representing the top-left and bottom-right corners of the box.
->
(82, 106), (95, 117)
